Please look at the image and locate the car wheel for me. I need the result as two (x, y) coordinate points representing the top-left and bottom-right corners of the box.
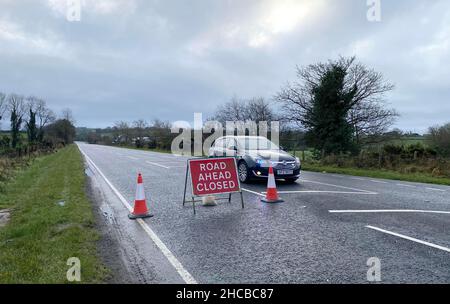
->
(284, 178), (299, 184)
(238, 161), (250, 183)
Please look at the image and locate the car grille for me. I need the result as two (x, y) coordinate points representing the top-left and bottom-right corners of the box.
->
(271, 161), (297, 169)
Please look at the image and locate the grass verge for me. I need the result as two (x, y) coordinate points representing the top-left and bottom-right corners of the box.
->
(0, 145), (108, 283)
(302, 163), (450, 186)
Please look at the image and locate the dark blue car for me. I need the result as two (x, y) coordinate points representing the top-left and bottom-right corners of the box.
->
(209, 136), (301, 184)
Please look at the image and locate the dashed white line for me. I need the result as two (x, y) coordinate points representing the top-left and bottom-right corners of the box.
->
(330, 209), (450, 214)
(126, 156), (139, 160)
(301, 179), (376, 194)
(426, 187), (446, 192)
(370, 180), (388, 184)
(241, 188), (265, 197)
(79, 147), (197, 284)
(146, 161), (170, 169)
(396, 183), (416, 188)
(366, 225), (450, 254)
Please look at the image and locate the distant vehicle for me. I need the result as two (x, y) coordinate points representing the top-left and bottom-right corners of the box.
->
(209, 136), (301, 184)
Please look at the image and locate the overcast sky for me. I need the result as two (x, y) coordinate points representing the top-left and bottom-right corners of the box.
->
(0, 0), (449, 132)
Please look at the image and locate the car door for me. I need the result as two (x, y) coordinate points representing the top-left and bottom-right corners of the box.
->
(212, 138), (225, 157)
(225, 138), (238, 157)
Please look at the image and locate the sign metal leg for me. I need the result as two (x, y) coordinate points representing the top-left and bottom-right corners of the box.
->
(183, 162), (189, 206)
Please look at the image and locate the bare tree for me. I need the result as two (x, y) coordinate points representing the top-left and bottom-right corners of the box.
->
(275, 56), (397, 144)
(23, 97), (56, 143)
(245, 97), (276, 124)
(0, 92), (6, 128)
(133, 119), (148, 135)
(61, 108), (76, 125)
(348, 99), (398, 144)
(133, 119), (148, 147)
(212, 96), (276, 124)
(150, 119), (172, 150)
(113, 121), (132, 145)
(212, 95), (248, 124)
(36, 100), (56, 130)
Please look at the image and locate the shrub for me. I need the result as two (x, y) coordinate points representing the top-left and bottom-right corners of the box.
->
(427, 123), (450, 157)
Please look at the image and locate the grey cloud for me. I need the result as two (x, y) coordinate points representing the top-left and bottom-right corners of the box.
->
(0, 0), (449, 132)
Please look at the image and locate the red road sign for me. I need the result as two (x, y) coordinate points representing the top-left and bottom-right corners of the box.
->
(189, 157), (240, 196)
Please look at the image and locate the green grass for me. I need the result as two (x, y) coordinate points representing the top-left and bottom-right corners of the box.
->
(302, 163), (450, 186)
(0, 145), (108, 283)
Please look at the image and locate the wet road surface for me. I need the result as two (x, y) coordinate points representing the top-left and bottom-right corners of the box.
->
(77, 142), (450, 283)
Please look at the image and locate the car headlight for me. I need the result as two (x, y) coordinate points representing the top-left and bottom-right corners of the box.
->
(255, 158), (269, 167)
(295, 157), (301, 165)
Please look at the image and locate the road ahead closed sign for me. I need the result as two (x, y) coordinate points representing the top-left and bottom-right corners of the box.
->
(189, 157), (240, 196)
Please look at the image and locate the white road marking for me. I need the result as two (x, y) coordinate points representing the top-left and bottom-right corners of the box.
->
(370, 180), (388, 184)
(330, 209), (450, 214)
(146, 161), (170, 169)
(127, 156), (139, 160)
(266, 191), (378, 195)
(396, 183), (416, 188)
(301, 179), (377, 194)
(426, 187), (446, 192)
(79, 147), (197, 284)
(241, 188), (265, 197)
(144, 160), (185, 163)
(366, 225), (450, 254)
(350, 177), (366, 181)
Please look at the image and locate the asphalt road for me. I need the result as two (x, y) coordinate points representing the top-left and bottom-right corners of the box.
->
(77, 142), (450, 284)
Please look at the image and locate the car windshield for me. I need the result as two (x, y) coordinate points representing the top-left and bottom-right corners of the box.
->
(236, 137), (279, 151)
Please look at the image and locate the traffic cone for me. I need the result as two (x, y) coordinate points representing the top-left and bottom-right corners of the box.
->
(128, 173), (154, 219)
(261, 166), (284, 203)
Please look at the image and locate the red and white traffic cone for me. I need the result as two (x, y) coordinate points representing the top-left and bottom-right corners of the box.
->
(128, 173), (154, 219)
(261, 166), (284, 203)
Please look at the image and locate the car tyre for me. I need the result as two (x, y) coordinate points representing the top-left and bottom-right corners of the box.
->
(238, 161), (250, 184)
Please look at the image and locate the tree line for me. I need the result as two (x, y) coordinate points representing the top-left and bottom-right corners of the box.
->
(209, 56), (449, 159)
(0, 92), (76, 156)
(78, 119), (175, 151)
(81, 55), (449, 161)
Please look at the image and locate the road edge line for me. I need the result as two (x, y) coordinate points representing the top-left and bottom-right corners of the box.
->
(78, 146), (198, 284)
